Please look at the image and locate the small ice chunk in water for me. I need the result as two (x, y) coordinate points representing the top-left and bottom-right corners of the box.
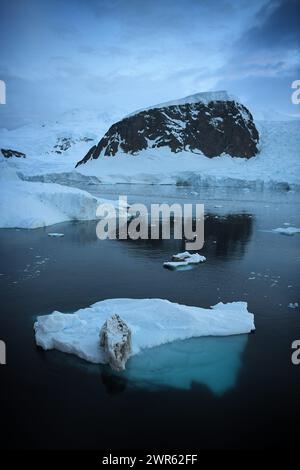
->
(163, 261), (193, 270)
(164, 252), (206, 270)
(172, 251), (205, 262)
(288, 302), (299, 309)
(272, 227), (300, 236)
(48, 232), (64, 237)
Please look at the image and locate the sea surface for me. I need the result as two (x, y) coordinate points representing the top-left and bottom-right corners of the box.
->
(0, 185), (299, 449)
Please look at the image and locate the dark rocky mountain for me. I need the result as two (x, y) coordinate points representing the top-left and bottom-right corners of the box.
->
(1, 148), (26, 159)
(76, 91), (259, 167)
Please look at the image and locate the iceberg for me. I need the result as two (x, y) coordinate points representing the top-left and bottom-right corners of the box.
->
(0, 161), (126, 229)
(34, 298), (255, 365)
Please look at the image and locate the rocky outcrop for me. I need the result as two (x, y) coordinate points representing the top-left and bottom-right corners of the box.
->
(76, 91), (259, 167)
(52, 136), (94, 154)
(99, 314), (132, 371)
(1, 148), (26, 159)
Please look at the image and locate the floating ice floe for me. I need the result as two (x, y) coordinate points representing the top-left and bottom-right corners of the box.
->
(34, 298), (255, 367)
(272, 227), (300, 236)
(48, 232), (64, 237)
(288, 302), (299, 309)
(164, 251), (206, 270)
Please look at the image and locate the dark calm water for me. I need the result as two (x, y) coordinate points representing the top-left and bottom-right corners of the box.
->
(0, 185), (300, 449)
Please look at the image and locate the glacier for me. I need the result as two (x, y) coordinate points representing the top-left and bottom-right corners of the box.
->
(0, 161), (125, 228)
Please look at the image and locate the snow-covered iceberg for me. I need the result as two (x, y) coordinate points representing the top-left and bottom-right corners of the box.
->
(34, 298), (255, 365)
(0, 161), (124, 229)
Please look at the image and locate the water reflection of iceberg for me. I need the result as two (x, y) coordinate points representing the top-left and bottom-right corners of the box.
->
(111, 334), (248, 395)
(43, 333), (248, 396)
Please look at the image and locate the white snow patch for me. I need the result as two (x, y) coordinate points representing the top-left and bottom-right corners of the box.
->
(34, 298), (255, 364)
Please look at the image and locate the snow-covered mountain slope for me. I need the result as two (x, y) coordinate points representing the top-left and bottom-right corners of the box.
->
(0, 108), (124, 171)
(1, 113), (299, 190)
(76, 91), (259, 164)
(75, 120), (300, 189)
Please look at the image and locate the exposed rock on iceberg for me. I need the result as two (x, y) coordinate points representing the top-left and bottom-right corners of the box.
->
(99, 314), (132, 371)
(76, 90), (259, 166)
(34, 298), (255, 366)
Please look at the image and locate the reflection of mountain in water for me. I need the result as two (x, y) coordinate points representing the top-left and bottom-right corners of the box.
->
(205, 214), (253, 259)
(46, 213), (253, 261)
(114, 213), (253, 262)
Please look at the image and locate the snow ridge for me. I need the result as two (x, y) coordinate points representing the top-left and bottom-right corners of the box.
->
(127, 91), (237, 117)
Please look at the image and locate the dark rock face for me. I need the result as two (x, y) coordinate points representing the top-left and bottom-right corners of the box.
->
(99, 314), (132, 372)
(76, 95), (259, 167)
(1, 148), (26, 159)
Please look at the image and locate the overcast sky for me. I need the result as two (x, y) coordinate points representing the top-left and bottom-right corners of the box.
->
(0, 0), (299, 128)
